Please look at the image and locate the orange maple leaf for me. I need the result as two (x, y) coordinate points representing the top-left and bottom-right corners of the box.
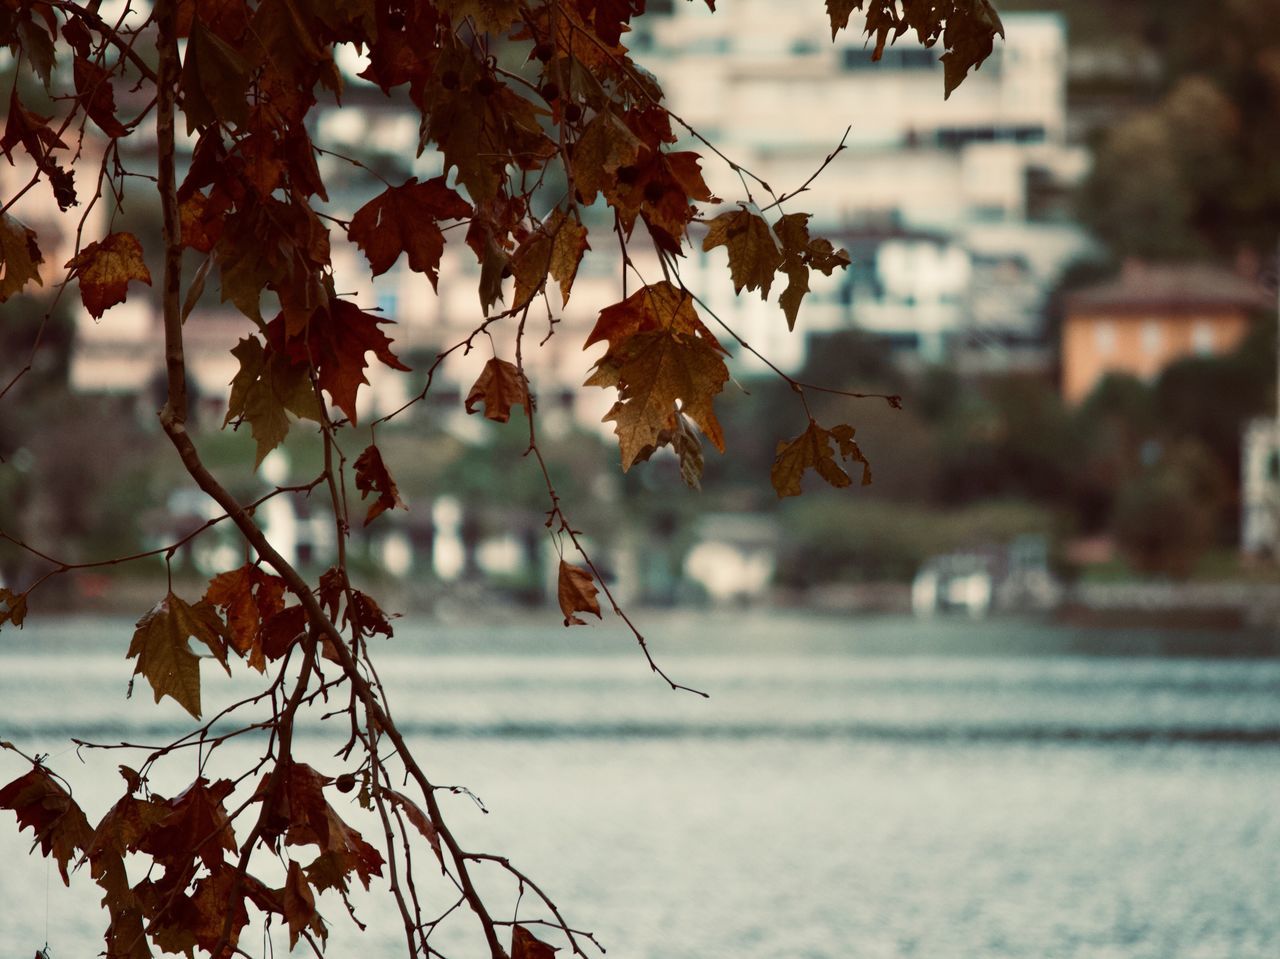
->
(771, 420), (872, 498)
(65, 232), (152, 319)
(585, 282), (728, 470)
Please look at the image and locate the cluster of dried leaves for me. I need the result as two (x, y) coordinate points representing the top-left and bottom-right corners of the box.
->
(0, 0), (1000, 956)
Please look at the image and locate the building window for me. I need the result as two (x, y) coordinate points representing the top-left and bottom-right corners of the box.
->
(841, 46), (935, 71)
(1192, 321), (1215, 354)
(1094, 321), (1115, 354)
(1142, 320), (1163, 355)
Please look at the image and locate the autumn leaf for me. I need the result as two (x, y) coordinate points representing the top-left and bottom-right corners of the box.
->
(261, 604), (308, 660)
(224, 335), (321, 466)
(585, 280), (726, 355)
(511, 229), (553, 312)
(478, 234), (511, 314)
(180, 19), (251, 131)
(86, 783), (170, 865)
(572, 109), (643, 204)
(633, 411), (705, 490)
(0, 213), (44, 302)
(74, 56), (128, 137)
(824, 0), (1002, 97)
(437, 0), (523, 34)
(267, 298), (411, 424)
(0, 586), (29, 628)
(774, 213), (850, 330)
(15, 16), (56, 90)
(608, 147), (718, 252)
(348, 176), (471, 285)
(126, 593), (231, 720)
(465, 357), (530, 423)
(548, 210), (589, 305)
(385, 789), (445, 871)
(558, 560), (601, 626)
(585, 283), (729, 470)
(251, 762), (385, 894)
(306, 807), (385, 891)
(65, 232), (152, 319)
(178, 191), (222, 253)
(1, 88), (66, 165)
(771, 420), (872, 499)
(343, 588), (395, 641)
(189, 863), (258, 954)
(513, 924), (559, 959)
(137, 778), (238, 877)
(282, 859), (327, 948)
(0, 766), (93, 885)
(204, 564), (289, 670)
(354, 444), (406, 525)
(702, 207), (783, 298)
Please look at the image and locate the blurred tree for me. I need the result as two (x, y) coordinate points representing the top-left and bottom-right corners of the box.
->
(1110, 440), (1230, 576)
(1082, 0), (1280, 258)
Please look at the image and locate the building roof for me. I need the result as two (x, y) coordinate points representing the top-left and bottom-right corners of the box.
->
(1067, 260), (1271, 314)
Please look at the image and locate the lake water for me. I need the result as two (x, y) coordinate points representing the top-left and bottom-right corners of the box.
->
(2, 613), (1279, 958)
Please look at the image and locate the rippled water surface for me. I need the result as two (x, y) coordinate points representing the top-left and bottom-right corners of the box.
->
(2, 613), (1279, 958)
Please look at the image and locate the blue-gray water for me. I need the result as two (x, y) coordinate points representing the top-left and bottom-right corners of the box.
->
(2, 613), (1279, 958)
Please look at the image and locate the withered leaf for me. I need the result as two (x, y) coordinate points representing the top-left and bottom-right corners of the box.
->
(16, 18), (57, 91)
(282, 859), (327, 948)
(0, 213), (43, 303)
(513, 924), (559, 959)
(585, 283), (728, 470)
(180, 19), (251, 131)
(0, 585), (28, 628)
(179, 191), (221, 253)
(385, 789), (446, 871)
(73, 57), (128, 138)
(137, 778), (237, 874)
(126, 593), (231, 720)
(465, 357), (530, 423)
(511, 229), (553, 312)
(437, 0), (523, 34)
(189, 863), (256, 954)
(548, 210), (589, 305)
(636, 411), (704, 490)
(774, 213), (850, 331)
(261, 604), (308, 660)
(0, 88), (66, 167)
(0, 766), (93, 885)
(267, 299), (411, 425)
(64, 232), (152, 319)
(204, 564), (289, 671)
(478, 235), (511, 314)
(702, 207), (783, 298)
(354, 444), (406, 525)
(299, 805), (385, 892)
(771, 420), (872, 499)
(224, 335), (321, 466)
(558, 560), (601, 626)
(572, 109), (643, 204)
(824, 0), (1002, 98)
(348, 176), (471, 285)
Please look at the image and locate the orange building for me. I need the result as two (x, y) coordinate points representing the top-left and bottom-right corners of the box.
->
(1060, 261), (1268, 404)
